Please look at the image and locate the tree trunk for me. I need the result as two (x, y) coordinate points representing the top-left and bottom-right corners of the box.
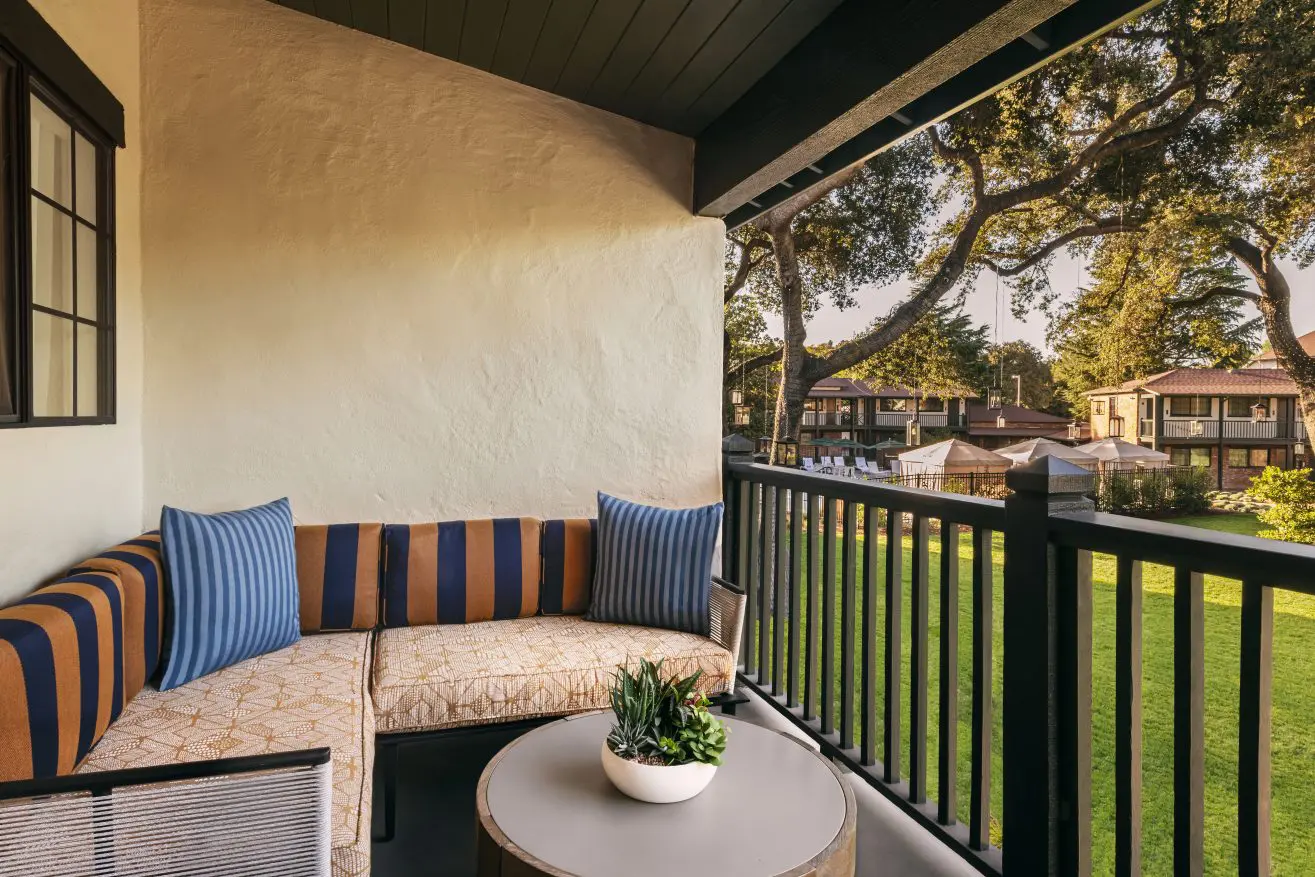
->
(768, 222), (813, 464)
(1228, 236), (1315, 445)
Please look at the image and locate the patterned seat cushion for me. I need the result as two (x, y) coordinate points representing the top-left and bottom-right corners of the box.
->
(371, 616), (735, 734)
(77, 632), (374, 877)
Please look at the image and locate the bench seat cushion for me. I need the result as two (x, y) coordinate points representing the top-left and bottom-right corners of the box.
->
(76, 632), (374, 877)
(371, 616), (735, 734)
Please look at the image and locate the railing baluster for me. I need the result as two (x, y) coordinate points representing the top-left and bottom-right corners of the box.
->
(1238, 579), (1273, 877)
(744, 483), (760, 676)
(1056, 545), (1093, 877)
(804, 492), (821, 721)
(861, 505), (880, 766)
(970, 526), (992, 851)
(735, 480), (750, 595)
(938, 522), (960, 824)
(910, 515), (930, 803)
(1173, 567), (1204, 877)
(822, 497), (837, 736)
(1115, 556), (1143, 877)
(840, 501), (857, 751)
(884, 509), (904, 783)
(773, 488), (788, 695)
(788, 489), (803, 706)
(759, 486), (774, 684)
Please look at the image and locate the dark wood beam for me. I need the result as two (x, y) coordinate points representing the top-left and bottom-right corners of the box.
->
(698, 0), (1159, 224)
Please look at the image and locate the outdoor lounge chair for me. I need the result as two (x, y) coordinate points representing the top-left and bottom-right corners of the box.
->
(819, 455), (835, 473)
(801, 457), (816, 472)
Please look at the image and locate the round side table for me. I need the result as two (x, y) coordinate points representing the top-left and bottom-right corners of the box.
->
(476, 712), (856, 877)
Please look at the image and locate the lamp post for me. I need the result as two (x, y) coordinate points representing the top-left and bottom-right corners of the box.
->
(1012, 374), (1021, 406)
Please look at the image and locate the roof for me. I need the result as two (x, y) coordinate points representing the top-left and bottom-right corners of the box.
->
(1251, 331), (1315, 362)
(1076, 438), (1171, 461)
(898, 439), (1011, 466)
(968, 426), (1078, 438)
(995, 437), (1097, 465)
(806, 379), (952, 400)
(1084, 368), (1299, 397)
(966, 401), (1070, 424)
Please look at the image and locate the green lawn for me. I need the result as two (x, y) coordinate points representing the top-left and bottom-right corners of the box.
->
(748, 511), (1315, 874)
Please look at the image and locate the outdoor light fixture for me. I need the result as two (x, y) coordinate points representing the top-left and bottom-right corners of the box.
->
(1251, 401), (1267, 422)
(987, 385), (1003, 410)
(733, 405), (750, 426)
(1190, 420), (1204, 436)
(1296, 441), (1306, 457)
(996, 413), (1007, 428)
(1068, 421), (1080, 440)
(906, 418), (921, 446)
(730, 388), (743, 405)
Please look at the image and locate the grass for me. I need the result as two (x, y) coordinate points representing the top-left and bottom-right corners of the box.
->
(747, 511), (1315, 875)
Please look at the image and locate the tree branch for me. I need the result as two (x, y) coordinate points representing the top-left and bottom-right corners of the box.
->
(929, 125), (985, 200)
(983, 219), (1137, 276)
(1167, 285), (1262, 309)
(726, 347), (782, 382)
(724, 244), (767, 304)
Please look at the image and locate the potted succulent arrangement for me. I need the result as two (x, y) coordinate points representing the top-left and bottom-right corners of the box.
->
(601, 659), (728, 803)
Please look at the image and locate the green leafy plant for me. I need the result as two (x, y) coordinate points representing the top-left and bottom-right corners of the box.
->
(1247, 467), (1315, 545)
(606, 659), (728, 766)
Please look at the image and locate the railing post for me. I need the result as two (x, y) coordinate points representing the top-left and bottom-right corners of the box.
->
(1003, 456), (1095, 877)
(722, 434), (756, 582)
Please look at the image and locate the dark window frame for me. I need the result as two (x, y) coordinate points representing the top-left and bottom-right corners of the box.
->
(1092, 400), (1106, 415)
(0, 36), (117, 429)
(1167, 395), (1212, 418)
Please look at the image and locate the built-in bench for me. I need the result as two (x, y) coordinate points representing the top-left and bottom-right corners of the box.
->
(0, 518), (743, 877)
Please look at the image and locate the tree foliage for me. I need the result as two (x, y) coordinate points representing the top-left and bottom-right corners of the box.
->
(987, 340), (1063, 413)
(1247, 467), (1315, 544)
(836, 304), (990, 397)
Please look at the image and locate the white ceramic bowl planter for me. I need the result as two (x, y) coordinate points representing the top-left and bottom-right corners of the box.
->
(600, 742), (717, 803)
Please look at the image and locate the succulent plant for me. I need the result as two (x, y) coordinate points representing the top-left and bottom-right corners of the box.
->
(606, 658), (728, 766)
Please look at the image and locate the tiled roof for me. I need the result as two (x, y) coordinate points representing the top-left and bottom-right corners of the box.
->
(1084, 368), (1298, 396)
(1250, 331), (1315, 363)
(806, 378), (950, 399)
(966, 401), (1069, 424)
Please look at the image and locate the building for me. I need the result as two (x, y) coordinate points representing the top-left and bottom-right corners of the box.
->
(1086, 368), (1306, 488)
(799, 377), (969, 451)
(965, 400), (1082, 449)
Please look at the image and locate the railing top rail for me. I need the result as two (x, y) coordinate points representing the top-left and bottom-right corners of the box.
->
(726, 461), (1007, 529)
(1049, 510), (1315, 594)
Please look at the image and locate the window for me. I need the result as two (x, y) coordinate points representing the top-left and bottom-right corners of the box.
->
(1250, 448), (1270, 468)
(1092, 400), (1106, 415)
(1226, 396), (1268, 418)
(919, 397), (946, 413)
(880, 398), (908, 412)
(0, 36), (116, 427)
(1168, 396), (1212, 418)
(1227, 447), (1248, 468)
(1171, 447), (1211, 468)
(1108, 415), (1124, 437)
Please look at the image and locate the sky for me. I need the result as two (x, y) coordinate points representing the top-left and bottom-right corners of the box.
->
(761, 254), (1315, 357)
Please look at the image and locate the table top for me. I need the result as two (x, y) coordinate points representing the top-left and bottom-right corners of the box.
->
(477, 712), (855, 877)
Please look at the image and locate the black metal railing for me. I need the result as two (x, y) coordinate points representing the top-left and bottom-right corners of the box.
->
(720, 438), (1315, 877)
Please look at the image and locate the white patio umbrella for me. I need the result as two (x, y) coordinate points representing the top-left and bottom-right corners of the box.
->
(1076, 437), (1171, 471)
(897, 439), (1012, 478)
(996, 437), (1099, 471)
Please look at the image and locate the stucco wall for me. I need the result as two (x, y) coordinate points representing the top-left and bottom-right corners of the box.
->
(0, 0), (143, 603)
(140, 0), (724, 525)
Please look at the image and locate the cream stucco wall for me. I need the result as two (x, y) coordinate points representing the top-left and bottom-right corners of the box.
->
(140, 0), (724, 525)
(0, 0), (143, 603)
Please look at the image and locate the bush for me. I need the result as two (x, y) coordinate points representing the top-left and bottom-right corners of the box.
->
(1095, 467), (1211, 516)
(1246, 467), (1315, 544)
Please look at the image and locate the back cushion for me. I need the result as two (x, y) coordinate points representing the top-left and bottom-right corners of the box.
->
(540, 519), (596, 615)
(69, 532), (164, 697)
(0, 570), (127, 781)
(294, 523), (382, 631)
(383, 518), (541, 626)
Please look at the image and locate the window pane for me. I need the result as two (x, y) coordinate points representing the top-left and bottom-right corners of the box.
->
(1227, 397), (1248, 418)
(1191, 447), (1211, 468)
(1228, 448), (1247, 467)
(32, 312), (73, 416)
(30, 95), (72, 208)
(76, 223), (98, 319)
(32, 198), (73, 311)
(74, 132), (97, 223)
(76, 324), (97, 416)
(1250, 448), (1269, 468)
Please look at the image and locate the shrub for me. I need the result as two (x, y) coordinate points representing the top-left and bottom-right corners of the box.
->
(1246, 467), (1315, 544)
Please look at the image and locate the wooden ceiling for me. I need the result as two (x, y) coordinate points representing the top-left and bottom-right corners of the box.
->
(266, 0), (1158, 225)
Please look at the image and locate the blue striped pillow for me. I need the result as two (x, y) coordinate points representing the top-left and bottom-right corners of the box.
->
(586, 493), (722, 636)
(158, 498), (300, 690)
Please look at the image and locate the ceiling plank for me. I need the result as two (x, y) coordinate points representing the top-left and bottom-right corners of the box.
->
(585, 0), (691, 110)
(422, 0), (465, 57)
(521, 0), (596, 92)
(553, 0), (644, 101)
(388, 0), (427, 48)
(696, 0), (1104, 217)
(315, 0), (354, 26)
(279, 0), (316, 14)
(349, 0), (389, 38)
(717, 0), (1158, 226)
(615, 0), (737, 120)
(458, 0), (509, 70)
(490, 0), (554, 81)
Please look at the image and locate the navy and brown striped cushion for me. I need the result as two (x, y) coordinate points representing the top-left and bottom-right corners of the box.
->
(383, 519), (541, 627)
(294, 524), (382, 632)
(70, 532), (163, 696)
(0, 570), (126, 782)
(540, 519), (596, 615)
